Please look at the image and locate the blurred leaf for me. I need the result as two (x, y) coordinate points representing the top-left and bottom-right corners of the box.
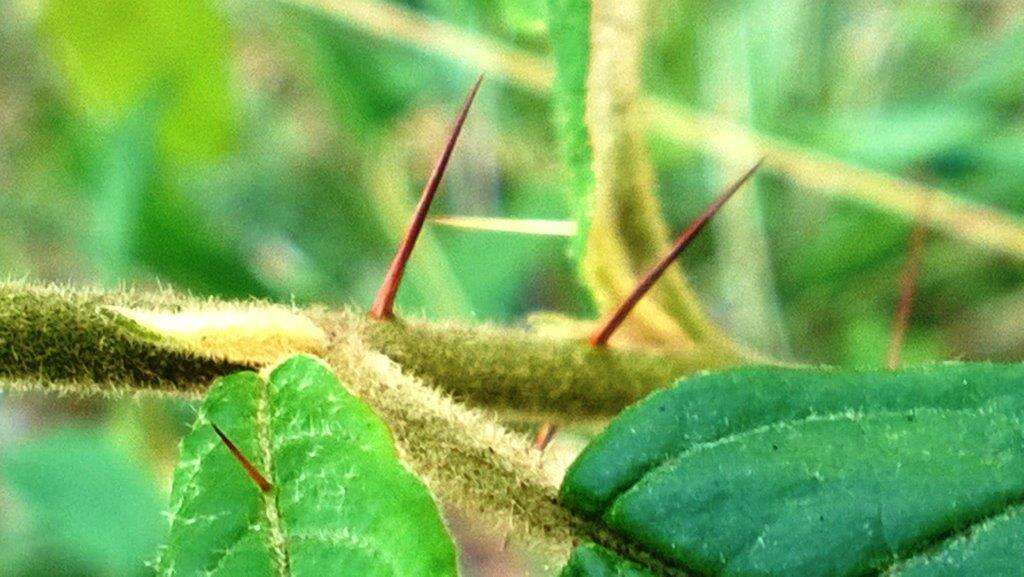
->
(497, 0), (547, 38)
(842, 314), (944, 369)
(0, 428), (164, 577)
(40, 0), (236, 161)
(276, 1), (437, 141)
(157, 355), (457, 576)
(561, 364), (1024, 576)
(83, 102), (157, 283)
(547, 0), (593, 257)
(828, 104), (990, 172)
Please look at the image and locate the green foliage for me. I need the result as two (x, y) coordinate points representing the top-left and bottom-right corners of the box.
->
(0, 429), (165, 577)
(3, 0), (1024, 362)
(561, 364), (1024, 576)
(35, 0), (271, 297)
(156, 354), (458, 576)
(888, 506), (1024, 577)
(561, 544), (657, 577)
(5, 2), (1024, 576)
(547, 0), (594, 257)
(41, 0), (235, 161)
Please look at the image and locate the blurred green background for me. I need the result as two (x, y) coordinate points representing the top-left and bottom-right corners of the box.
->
(0, 0), (1022, 575)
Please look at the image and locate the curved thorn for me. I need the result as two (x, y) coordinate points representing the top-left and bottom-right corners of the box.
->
(369, 74), (484, 320)
(212, 423), (272, 493)
(588, 158), (764, 347)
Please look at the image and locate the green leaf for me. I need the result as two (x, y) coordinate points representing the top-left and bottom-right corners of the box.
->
(157, 354), (458, 576)
(560, 364), (1024, 576)
(887, 505), (1024, 577)
(547, 0), (595, 258)
(560, 543), (657, 577)
(0, 428), (165, 577)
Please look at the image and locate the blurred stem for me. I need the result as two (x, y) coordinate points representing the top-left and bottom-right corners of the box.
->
(292, 0), (1024, 262)
(580, 0), (741, 356)
(701, 8), (790, 358)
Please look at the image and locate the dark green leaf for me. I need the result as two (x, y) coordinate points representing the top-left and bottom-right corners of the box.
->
(156, 354), (457, 576)
(561, 364), (1024, 576)
(561, 543), (657, 577)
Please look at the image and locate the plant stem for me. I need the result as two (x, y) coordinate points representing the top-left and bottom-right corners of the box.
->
(0, 281), (694, 574)
(0, 282), (734, 417)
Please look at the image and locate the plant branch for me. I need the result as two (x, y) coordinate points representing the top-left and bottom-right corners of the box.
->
(0, 282), (730, 417)
(292, 0), (1024, 262)
(0, 281), (693, 574)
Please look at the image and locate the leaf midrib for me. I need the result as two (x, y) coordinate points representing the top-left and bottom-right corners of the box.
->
(255, 377), (290, 577)
(878, 500), (1024, 576)
(606, 408), (1024, 577)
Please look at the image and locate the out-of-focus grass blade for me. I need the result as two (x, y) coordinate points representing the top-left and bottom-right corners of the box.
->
(431, 215), (577, 237)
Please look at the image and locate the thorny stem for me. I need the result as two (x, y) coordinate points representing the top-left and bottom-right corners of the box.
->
(887, 214), (929, 370)
(368, 74), (484, 320)
(0, 283), (694, 574)
(212, 423), (273, 493)
(588, 160), (763, 347)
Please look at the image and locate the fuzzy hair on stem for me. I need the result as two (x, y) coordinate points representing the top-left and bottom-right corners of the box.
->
(0, 282), (730, 419)
(0, 281), (696, 575)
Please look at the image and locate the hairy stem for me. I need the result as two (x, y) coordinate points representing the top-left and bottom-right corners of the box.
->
(0, 282), (732, 419)
(0, 281), (693, 574)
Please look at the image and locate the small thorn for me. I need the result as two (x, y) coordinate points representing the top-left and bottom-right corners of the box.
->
(212, 423), (272, 493)
(588, 159), (764, 347)
(887, 208), (929, 370)
(532, 422), (557, 452)
(369, 74), (485, 320)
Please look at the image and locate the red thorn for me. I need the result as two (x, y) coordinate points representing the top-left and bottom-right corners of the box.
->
(588, 159), (764, 347)
(887, 211), (928, 370)
(212, 423), (272, 493)
(532, 422), (557, 452)
(369, 74), (484, 320)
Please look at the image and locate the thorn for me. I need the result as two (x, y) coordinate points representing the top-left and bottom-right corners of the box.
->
(532, 422), (557, 452)
(588, 159), (764, 347)
(887, 207), (929, 370)
(212, 423), (272, 493)
(369, 74), (485, 320)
